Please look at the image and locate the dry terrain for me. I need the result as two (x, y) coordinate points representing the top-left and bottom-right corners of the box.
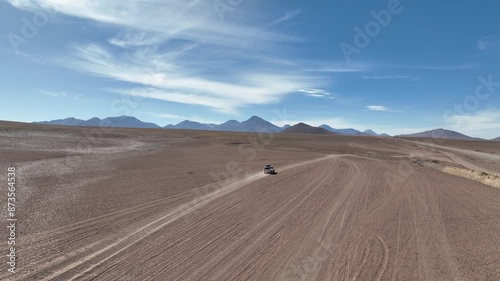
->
(1, 121), (500, 280)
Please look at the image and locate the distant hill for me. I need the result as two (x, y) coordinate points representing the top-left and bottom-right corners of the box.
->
(36, 117), (86, 126)
(493, 137), (500, 141)
(281, 123), (333, 135)
(103, 116), (160, 128)
(236, 116), (282, 133)
(396, 128), (476, 140)
(35, 116), (160, 129)
(165, 120), (216, 130)
(84, 117), (102, 127)
(320, 124), (361, 135)
(320, 124), (388, 137)
(363, 129), (378, 136)
(217, 120), (241, 131)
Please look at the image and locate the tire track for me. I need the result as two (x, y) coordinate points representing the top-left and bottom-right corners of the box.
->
(374, 234), (389, 281)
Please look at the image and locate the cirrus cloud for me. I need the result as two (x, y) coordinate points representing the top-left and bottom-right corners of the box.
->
(298, 88), (331, 98)
(7, 0), (329, 113)
(366, 105), (389, 111)
(60, 44), (321, 113)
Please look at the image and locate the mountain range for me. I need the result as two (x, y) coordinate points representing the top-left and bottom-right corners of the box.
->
(34, 116), (496, 140)
(34, 115), (388, 136)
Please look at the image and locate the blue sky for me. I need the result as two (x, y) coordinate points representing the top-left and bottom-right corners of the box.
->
(1, 0), (500, 138)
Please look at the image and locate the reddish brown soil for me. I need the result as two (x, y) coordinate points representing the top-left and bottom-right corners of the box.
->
(1, 121), (500, 281)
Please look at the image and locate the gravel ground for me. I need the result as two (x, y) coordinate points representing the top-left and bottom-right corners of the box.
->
(1, 122), (499, 281)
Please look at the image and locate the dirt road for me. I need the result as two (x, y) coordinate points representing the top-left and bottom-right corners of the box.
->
(405, 139), (500, 177)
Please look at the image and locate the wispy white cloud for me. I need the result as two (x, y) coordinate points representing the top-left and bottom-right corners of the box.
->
(394, 64), (478, 71)
(366, 105), (389, 111)
(303, 62), (475, 74)
(303, 63), (368, 73)
(9, 0), (329, 113)
(138, 112), (187, 119)
(305, 62), (475, 74)
(7, 0), (289, 50)
(39, 89), (67, 97)
(444, 109), (500, 139)
(62, 44), (320, 113)
(267, 9), (301, 27)
(298, 88), (331, 98)
(137, 112), (223, 125)
(362, 75), (418, 80)
(108, 30), (169, 48)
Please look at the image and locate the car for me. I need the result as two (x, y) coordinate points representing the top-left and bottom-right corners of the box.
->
(263, 164), (277, 174)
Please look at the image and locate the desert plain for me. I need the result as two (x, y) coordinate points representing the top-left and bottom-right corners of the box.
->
(0, 121), (500, 281)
